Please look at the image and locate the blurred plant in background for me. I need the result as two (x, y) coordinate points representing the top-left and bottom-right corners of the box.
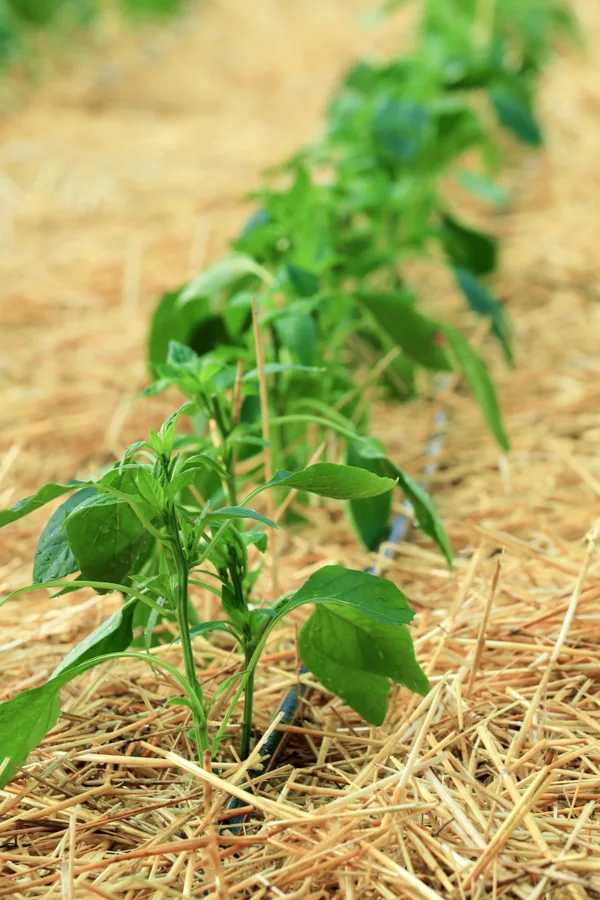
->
(0, 0), (186, 68)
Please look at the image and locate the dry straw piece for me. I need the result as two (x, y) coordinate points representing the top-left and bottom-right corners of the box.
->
(1, 0), (600, 896)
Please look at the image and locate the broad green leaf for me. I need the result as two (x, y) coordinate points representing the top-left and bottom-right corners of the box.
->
(490, 88), (542, 146)
(136, 468), (165, 513)
(299, 604), (429, 725)
(242, 530), (268, 553)
(0, 481), (86, 528)
(0, 650), (191, 789)
(0, 680), (63, 788)
(147, 287), (211, 372)
(440, 213), (498, 276)
(171, 467), (223, 506)
(239, 208), (270, 238)
(285, 263), (320, 298)
(346, 441), (392, 551)
(179, 254), (272, 305)
(266, 464), (396, 501)
(350, 440), (451, 566)
(358, 292), (451, 371)
(209, 507), (277, 529)
(176, 454), (229, 480)
(373, 99), (431, 163)
(274, 310), (317, 366)
(167, 340), (197, 366)
(65, 494), (149, 586)
(284, 564), (414, 625)
(455, 269), (513, 365)
(52, 600), (138, 677)
(223, 290), (254, 338)
(33, 488), (98, 584)
(383, 463), (453, 568)
(442, 325), (510, 451)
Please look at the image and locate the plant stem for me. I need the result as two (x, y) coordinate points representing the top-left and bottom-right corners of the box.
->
(240, 643), (256, 760)
(212, 396), (238, 507)
(169, 507), (208, 756)
(225, 472), (238, 508)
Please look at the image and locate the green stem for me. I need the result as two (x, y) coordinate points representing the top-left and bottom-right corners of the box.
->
(212, 396), (238, 508)
(240, 643), (256, 760)
(225, 472), (238, 508)
(169, 507), (208, 756)
(270, 324), (287, 452)
(212, 616), (277, 755)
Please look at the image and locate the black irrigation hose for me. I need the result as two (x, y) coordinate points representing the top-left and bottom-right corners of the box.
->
(223, 406), (448, 834)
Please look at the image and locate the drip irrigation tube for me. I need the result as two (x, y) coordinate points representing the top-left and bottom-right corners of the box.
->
(223, 405), (448, 833)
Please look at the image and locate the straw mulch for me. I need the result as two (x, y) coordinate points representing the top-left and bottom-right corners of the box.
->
(1, 0), (600, 896)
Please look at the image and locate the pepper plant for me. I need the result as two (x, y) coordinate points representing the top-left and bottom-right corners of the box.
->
(145, 0), (577, 550)
(144, 0), (542, 552)
(0, 377), (440, 787)
(0, 0), (186, 68)
(144, 339), (452, 560)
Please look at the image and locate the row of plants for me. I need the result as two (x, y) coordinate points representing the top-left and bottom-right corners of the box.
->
(0, 0), (576, 788)
(0, 0), (185, 68)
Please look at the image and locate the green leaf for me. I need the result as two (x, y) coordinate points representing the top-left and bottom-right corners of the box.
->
(352, 440), (451, 565)
(346, 441), (392, 551)
(358, 292), (451, 371)
(440, 213), (498, 276)
(0, 680), (63, 788)
(167, 340), (197, 366)
(180, 254), (271, 305)
(284, 564), (414, 625)
(0, 650), (192, 789)
(373, 99), (431, 163)
(242, 530), (268, 553)
(33, 488), (98, 584)
(65, 494), (149, 586)
(164, 696), (194, 711)
(455, 269), (513, 365)
(147, 287), (211, 372)
(490, 87), (542, 146)
(284, 263), (320, 298)
(299, 605), (429, 725)
(209, 507), (277, 529)
(274, 310), (316, 366)
(187, 621), (237, 641)
(456, 171), (509, 206)
(383, 463), (453, 568)
(136, 468), (165, 513)
(442, 325), (510, 451)
(52, 600), (138, 678)
(0, 481), (86, 528)
(169, 454), (228, 500)
(150, 255), (257, 367)
(266, 464), (396, 500)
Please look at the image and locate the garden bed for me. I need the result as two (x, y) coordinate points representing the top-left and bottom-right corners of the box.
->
(1, 0), (599, 895)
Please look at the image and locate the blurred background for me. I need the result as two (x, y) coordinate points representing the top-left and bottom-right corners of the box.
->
(0, 0), (598, 507)
(0, 0), (405, 492)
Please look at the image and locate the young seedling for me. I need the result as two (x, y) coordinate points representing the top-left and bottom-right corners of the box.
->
(0, 404), (431, 787)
